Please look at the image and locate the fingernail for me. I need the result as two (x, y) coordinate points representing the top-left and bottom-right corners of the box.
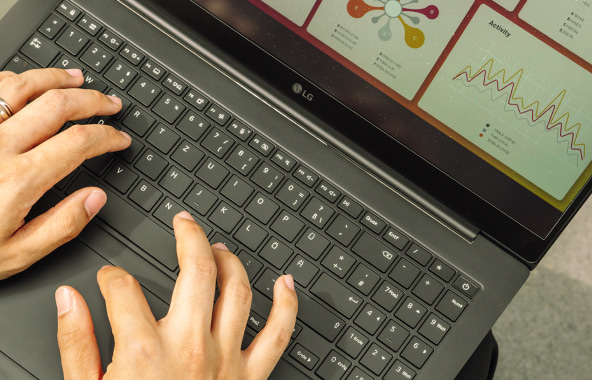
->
(107, 95), (122, 106)
(283, 274), (295, 291)
(65, 68), (83, 77)
(119, 130), (132, 141)
(212, 242), (229, 251)
(100, 264), (113, 271)
(177, 211), (194, 221)
(55, 287), (73, 317)
(84, 190), (107, 219)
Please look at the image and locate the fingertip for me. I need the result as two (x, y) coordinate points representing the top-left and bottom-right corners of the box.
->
(55, 286), (74, 317)
(175, 210), (195, 222)
(83, 189), (107, 219)
(283, 274), (295, 292)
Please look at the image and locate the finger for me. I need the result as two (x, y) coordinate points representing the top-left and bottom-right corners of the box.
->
(244, 275), (298, 379)
(18, 124), (130, 201)
(55, 286), (103, 380)
(2, 87), (122, 154)
(165, 212), (217, 331)
(1, 187), (107, 279)
(97, 265), (158, 346)
(210, 244), (252, 352)
(0, 68), (84, 114)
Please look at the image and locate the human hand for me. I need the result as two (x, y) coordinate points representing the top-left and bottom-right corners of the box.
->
(56, 211), (298, 379)
(0, 68), (131, 280)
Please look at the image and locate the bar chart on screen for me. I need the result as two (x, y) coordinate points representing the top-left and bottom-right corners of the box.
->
(420, 5), (592, 201)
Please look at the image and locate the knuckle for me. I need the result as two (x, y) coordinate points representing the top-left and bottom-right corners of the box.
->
(63, 124), (93, 154)
(267, 324), (292, 351)
(43, 88), (70, 108)
(56, 212), (84, 242)
(228, 278), (252, 306)
(106, 271), (139, 292)
(189, 258), (218, 282)
(0, 72), (23, 92)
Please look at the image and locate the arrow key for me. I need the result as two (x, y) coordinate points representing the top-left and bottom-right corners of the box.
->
(401, 337), (433, 369)
(360, 343), (392, 375)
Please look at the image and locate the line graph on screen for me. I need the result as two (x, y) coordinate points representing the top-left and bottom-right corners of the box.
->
(452, 58), (586, 161)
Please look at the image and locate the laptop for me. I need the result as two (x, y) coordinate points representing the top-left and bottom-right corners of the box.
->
(0, 0), (589, 378)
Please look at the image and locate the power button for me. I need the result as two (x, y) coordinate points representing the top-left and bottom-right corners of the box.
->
(453, 276), (479, 298)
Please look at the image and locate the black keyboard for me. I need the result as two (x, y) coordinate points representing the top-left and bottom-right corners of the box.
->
(3, 2), (481, 379)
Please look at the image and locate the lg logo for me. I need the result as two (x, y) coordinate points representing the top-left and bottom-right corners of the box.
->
(292, 82), (314, 102)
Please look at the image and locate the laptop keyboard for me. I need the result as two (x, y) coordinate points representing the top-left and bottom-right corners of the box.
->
(4, 2), (480, 379)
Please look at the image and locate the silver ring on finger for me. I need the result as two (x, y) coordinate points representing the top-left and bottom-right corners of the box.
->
(0, 97), (14, 124)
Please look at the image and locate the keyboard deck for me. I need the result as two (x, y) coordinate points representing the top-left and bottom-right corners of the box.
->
(3, 2), (481, 379)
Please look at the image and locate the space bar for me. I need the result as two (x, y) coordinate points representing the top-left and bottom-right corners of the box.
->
(68, 172), (178, 270)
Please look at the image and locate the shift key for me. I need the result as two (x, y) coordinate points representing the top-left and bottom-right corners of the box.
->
(298, 293), (345, 342)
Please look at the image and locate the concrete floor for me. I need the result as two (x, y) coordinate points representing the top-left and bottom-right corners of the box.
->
(1, 0), (591, 378)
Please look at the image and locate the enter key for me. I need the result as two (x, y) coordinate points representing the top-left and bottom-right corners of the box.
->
(311, 273), (363, 318)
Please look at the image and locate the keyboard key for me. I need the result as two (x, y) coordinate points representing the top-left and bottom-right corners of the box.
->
(184, 183), (218, 216)
(206, 103), (231, 125)
(383, 227), (410, 251)
(352, 233), (397, 272)
(327, 214), (360, 246)
(237, 251), (263, 281)
(201, 129), (235, 158)
(296, 228), (330, 260)
(355, 304), (386, 335)
(378, 320), (409, 352)
(395, 298), (427, 328)
(338, 195), (364, 219)
(141, 59), (166, 80)
(83, 154), (112, 176)
(272, 150), (296, 172)
(104, 162), (138, 193)
(208, 202), (243, 234)
(159, 166), (193, 198)
(371, 281), (403, 312)
(316, 181), (341, 203)
(361, 211), (387, 234)
(294, 165), (318, 188)
(171, 140), (204, 171)
(147, 124), (180, 153)
(249, 135), (274, 156)
(259, 237), (293, 269)
(429, 259), (456, 283)
(384, 360), (416, 380)
(436, 291), (467, 321)
(419, 314), (450, 345)
(68, 173), (177, 270)
(337, 327), (369, 358)
(99, 29), (124, 51)
(227, 120), (253, 141)
(57, 2), (81, 21)
(81, 71), (107, 92)
(316, 351), (351, 380)
(301, 196), (333, 229)
(81, 43), (113, 72)
(407, 244), (432, 266)
(285, 255), (318, 287)
(226, 145), (259, 175)
(3, 55), (35, 74)
(389, 258), (420, 288)
(39, 14), (66, 39)
(276, 180), (309, 211)
(453, 276), (479, 298)
(234, 220), (267, 251)
(20, 35), (59, 67)
(311, 274), (362, 318)
(129, 180), (162, 211)
(120, 44), (144, 65)
(245, 193), (279, 224)
(177, 110), (210, 141)
(77, 15), (102, 36)
(105, 59), (137, 89)
(346, 368), (374, 380)
(322, 246), (355, 278)
(289, 344), (319, 370)
(196, 158), (229, 189)
(128, 77), (161, 106)
(270, 210), (304, 242)
(135, 149), (168, 180)
(56, 26), (89, 55)
(153, 93), (186, 124)
(298, 293), (345, 342)
(184, 88), (209, 110)
(153, 197), (184, 229)
(401, 337), (433, 369)
(412, 274), (444, 305)
(221, 175), (254, 207)
(360, 343), (392, 375)
(348, 264), (380, 295)
(105, 88), (132, 119)
(163, 73), (187, 95)
(251, 163), (283, 193)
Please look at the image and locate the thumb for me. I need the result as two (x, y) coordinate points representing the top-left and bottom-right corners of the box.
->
(55, 286), (103, 380)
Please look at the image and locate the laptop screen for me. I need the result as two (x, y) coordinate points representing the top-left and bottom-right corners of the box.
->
(181, 0), (592, 261)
